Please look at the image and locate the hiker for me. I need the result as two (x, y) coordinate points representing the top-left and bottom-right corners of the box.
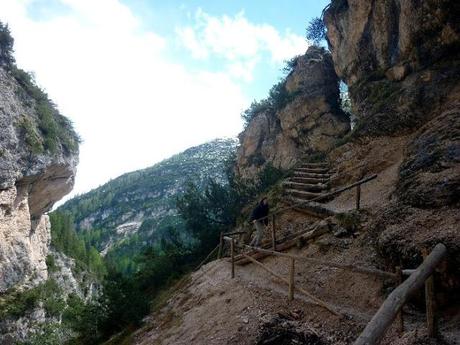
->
(249, 197), (269, 247)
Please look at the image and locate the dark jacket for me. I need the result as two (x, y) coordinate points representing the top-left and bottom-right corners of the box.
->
(250, 202), (269, 225)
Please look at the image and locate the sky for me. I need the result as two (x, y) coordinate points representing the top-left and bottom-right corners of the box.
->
(0, 0), (330, 201)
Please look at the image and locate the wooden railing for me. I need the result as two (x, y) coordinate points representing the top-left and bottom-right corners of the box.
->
(218, 174), (378, 255)
(221, 235), (448, 344)
(354, 243), (447, 345)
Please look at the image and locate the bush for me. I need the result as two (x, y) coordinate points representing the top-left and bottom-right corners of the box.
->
(241, 99), (272, 127)
(17, 116), (44, 154)
(241, 79), (299, 129)
(46, 254), (57, 273)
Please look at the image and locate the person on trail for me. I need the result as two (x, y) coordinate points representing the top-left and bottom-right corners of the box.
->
(249, 197), (269, 247)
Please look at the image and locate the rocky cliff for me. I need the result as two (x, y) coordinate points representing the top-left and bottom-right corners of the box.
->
(236, 46), (350, 179)
(324, 0), (460, 135)
(0, 65), (79, 292)
(323, 0), (460, 284)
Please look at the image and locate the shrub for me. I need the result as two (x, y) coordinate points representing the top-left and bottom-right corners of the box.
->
(241, 99), (272, 127)
(46, 254), (57, 273)
(17, 116), (44, 154)
(241, 80), (300, 129)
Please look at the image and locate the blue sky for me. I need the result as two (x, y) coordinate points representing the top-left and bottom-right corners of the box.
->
(122, 0), (329, 98)
(0, 0), (330, 199)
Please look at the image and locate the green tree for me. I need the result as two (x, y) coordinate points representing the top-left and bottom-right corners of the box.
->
(306, 17), (326, 45)
(0, 21), (14, 66)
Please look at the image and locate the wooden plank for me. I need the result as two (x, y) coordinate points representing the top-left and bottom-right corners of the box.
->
(353, 243), (447, 345)
(289, 258), (295, 301)
(242, 254), (341, 316)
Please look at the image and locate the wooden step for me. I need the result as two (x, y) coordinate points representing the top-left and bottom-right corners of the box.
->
(286, 198), (337, 218)
(293, 171), (332, 179)
(289, 176), (330, 184)
(284, 189), (325, 200)
(282, 181), (329, 192)
(295, 167), (330, 174)
(300, 162), (329, 169)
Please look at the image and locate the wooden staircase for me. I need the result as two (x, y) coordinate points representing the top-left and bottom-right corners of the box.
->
(282, 161), (336, 218)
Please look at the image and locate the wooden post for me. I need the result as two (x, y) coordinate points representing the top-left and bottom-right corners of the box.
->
(242, 253), (340, 316)
(422, 248), (437, 338)
(218, 231), (224, 259)
(396, 266), (404, 333)
(356, 185), (361, 210)
(354, 243), (447, 345)
(288, 258), (295, 301)
(231, 237), (235, 279)
(271, 214), (277, 251)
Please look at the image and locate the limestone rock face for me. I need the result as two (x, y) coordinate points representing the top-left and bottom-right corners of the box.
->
(236, 47), (350, 179)
(0, 66), (78, 292)
(324, 0), (460, 135)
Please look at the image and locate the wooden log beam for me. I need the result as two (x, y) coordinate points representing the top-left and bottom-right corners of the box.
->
(241, 245), (396, 280)
(242, 254), (341, 316)
(353, 243), (447, 345)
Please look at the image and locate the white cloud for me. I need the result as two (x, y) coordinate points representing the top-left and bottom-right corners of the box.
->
(176, 9), (308, 80)
(0, 0), (248, 201)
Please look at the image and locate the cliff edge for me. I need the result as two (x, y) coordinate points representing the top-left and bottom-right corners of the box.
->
(0, 62), (79, 292)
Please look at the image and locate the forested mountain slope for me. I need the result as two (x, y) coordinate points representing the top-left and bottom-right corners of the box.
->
(58, 138), (237, 272)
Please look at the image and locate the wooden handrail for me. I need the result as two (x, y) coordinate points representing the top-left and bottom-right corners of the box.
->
(252, 174), (378, 224)
(241, 253), (341, 316)
(241, 244), (396, 280)
(354, 243), (447, 345)
(223, 231), (246, 236)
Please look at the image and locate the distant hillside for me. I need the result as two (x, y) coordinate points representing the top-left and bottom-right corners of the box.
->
(58, 138), (237, 271)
